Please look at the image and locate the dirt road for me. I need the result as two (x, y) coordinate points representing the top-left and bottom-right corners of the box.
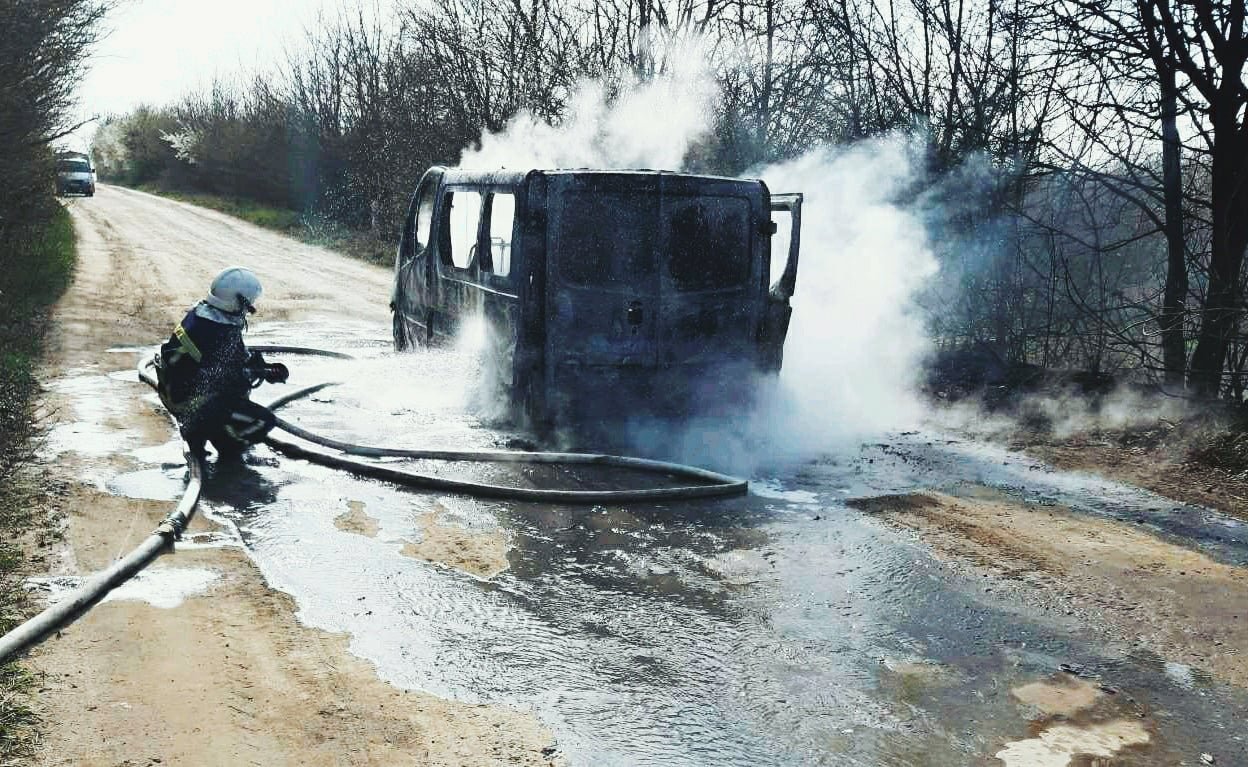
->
(29, 185), (556, 766)
(21, 185), (1248, 766)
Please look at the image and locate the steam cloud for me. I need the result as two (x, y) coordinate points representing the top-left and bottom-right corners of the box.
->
(459, 46), (718, 171)
(756, 140), (936, 456)
(459, 46), (938, 469)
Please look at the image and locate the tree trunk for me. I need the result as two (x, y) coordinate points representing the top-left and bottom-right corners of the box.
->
(1158, 58), (1187, 388)
(1188, 109), (1248, 397)
(1154, 0), (1248, 398)
(759, 0), (774, 152)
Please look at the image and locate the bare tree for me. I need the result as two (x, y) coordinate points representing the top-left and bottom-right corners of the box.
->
(1157, 0), (1248, 396)
(0, 0), (110, 248)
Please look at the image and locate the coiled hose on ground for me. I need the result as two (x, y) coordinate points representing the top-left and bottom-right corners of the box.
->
(0, 344), (746, 663)
(191, 345), (749, 503)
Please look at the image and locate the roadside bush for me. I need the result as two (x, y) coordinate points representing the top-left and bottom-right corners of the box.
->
(0, 0), (106, 756)
(0, 206), (77, 763)
(94, 107), (185, 187)
(0, 206), (77, 326)
(0, 207), (77, 563)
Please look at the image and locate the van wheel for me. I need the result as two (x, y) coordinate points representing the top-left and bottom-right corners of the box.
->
(392, 311), (410, 352)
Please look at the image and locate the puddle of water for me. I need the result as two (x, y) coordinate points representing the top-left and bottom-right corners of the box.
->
(995, 720), (1150, 767)
(880, 657), (956, 681)
(42, 422), (128, 458)
(60, 325), (1248, 766)
(211, 401), (1248, 766)
(701, 549), (771, 586)
(40, 372), (143, 457)
(249, 320), (390, 358)
(128, 440), (185, 465)
(27, 567), (219, 609)
(751, 480), (819, 505)
(47, 372), (129, 421)
(1165, 661), (1197, 689)
(105, 346), (155, 354)
(106, 466), (187, 501)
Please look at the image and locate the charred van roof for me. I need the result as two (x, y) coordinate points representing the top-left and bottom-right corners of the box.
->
(435, 167), (764, 188)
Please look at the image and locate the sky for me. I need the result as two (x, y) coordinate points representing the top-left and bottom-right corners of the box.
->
(68, 0), (348, 151)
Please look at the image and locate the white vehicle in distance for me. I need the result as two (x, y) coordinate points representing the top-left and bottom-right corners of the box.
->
(56, 154), (95, 197)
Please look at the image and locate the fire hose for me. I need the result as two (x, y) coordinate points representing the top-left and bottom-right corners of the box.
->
(180, 345), (748, 504)
(0, 345), (746, 663)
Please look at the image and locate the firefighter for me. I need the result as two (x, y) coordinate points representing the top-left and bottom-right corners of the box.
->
(155, 266), (289, 461)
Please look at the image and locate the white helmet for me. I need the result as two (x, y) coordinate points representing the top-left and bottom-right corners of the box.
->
(205, 266), (263, 314)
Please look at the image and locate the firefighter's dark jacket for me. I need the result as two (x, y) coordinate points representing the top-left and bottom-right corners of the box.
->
(157, 303), (251, 431)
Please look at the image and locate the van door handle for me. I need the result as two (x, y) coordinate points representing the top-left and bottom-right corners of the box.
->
(627, 301), (644, 325)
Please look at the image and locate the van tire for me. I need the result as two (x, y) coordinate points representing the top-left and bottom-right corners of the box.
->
(392, 311), (410, 352)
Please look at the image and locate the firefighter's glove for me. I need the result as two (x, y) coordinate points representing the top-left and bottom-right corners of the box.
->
(263, 363), (290, 384)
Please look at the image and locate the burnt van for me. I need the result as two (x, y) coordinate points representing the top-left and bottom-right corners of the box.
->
(390, 167), (802, 427)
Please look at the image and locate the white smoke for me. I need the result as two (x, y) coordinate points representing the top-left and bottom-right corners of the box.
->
(458, 42), (718, 170)
(757, 138), (937, 455)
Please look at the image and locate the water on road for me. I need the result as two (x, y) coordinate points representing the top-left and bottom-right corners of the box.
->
(95, 321), (1248, 766)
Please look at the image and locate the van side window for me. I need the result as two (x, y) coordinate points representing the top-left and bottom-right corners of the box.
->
(487, 193), (515, 277)
(414, 185), (436, 251)
(445, 191), (482, 269)
(769, 208), (793, 289)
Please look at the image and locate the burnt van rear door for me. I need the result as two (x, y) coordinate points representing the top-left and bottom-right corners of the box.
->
(768, 192), (803, 299)
(657, 177), (765, 369)
(544, 174), (661, 372)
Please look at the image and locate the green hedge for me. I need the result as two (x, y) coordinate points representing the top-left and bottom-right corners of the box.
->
(0, 204), (77, 761)
(0, 205), (76, 322)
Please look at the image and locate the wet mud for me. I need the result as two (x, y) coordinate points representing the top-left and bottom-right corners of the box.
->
(149, 326), (1248, 767)
(849, 491), (1248, 688)
(400, 504), (511, 580)
(45, 323), (1248, 766)
(995, 719), (1150, 767)
(335, 499), (381, 537)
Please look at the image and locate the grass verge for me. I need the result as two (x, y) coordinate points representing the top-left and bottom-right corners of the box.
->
(0, 204), (77, 762)
(137, 184), (302, 232)
(134, 184), (393, 265)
